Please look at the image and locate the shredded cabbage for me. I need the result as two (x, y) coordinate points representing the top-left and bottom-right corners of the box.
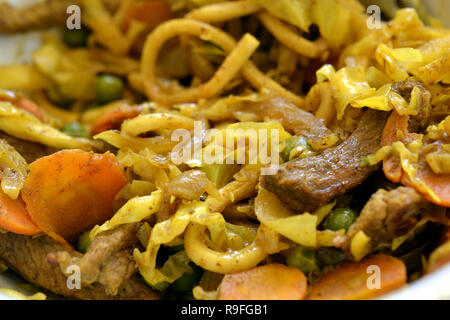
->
(134, 201), (213, 285)
(0, 102), (98, 150)
(90, 189), (163, 239)
(317, 64), (375, 120)
(0, 139), (28, 199)
(255, 187), (317, 247)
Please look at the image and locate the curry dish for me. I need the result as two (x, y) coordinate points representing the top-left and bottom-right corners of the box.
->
(0, 0), (449, 300)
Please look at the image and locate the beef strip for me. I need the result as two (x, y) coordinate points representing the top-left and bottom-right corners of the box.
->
(0, 225), (160, 300)
(0, 132), (55, 163)
(252, 97), (337, 148)
(48, 223), (147, 297)
(343, 187), (429, 254)
(0, 0), (121, 32)
(262, 110), (389, 212)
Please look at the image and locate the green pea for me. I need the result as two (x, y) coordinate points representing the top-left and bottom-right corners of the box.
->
(61, 122), (89, 138)
(324, 208), (357, 232)
(286, 247), (318, 274)
(281, 136), (311, 162)
(170, 264), (202, 293)
(94, 74), (125, 104)
(315, 247), (348, 268)
(77, 230), (91, 253)
(63, 28), (89, 48)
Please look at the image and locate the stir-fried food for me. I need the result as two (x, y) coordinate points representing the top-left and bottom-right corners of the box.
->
(0, 0), (449, 300)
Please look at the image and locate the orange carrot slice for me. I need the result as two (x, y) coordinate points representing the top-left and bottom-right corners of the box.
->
(0, 191), (41, 235)
(219, 263), (307, 300)
(308, 254), (406, 300)
(381, 111), (450, 207)
(90, 105), (142, 135)
(21, 150), (127, 242)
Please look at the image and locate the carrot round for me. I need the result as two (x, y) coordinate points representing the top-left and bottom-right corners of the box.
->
(0, 191), (41, 235)
(21, 150), (127, 241)
(308, 254), (406, 300)
(219, 263), (307, 300)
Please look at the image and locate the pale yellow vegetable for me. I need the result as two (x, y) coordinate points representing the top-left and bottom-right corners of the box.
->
(350, 230), (371, 261)
(255, 187), (317, 247)
(0, 288), (46, 300)
(90, 189), (163, 239)
(0, 102), (97, 150)
(0, 139), (28, 200)
(121, 112), (195, 136)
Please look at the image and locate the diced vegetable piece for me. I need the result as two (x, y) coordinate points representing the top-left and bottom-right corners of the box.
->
(324, 208), (357, 232)
(94, 74), (125, 104)
(0, 191), (41, 236)
(286, 247), (318, 274)
(77, 230), (91, 253)
(281, 135), (310, 162)
(62, 28), (90, 48)
(200, 164), (240, 189)
(308, 254), (406, 300)
(219, 263), (307, 300)
(22, 150), (128, 241)
(61, 122), (90, 138)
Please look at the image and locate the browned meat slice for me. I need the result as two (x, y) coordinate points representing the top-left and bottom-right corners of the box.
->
(262, 110), (389, 213)
(0, 0), (121, 33)
(343, 187), (429, 253)
(0, 132), (55, 163)
(50, 223), (142, 296)
(0, 226), (160, 300)
(392, 77), (432, 133)
(253, 97), (337, 148)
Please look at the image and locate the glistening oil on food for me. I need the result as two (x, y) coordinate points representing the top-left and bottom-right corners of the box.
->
(0, 0), (449, 300)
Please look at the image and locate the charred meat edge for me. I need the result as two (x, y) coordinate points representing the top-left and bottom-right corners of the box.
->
(0, 224), (160, 300)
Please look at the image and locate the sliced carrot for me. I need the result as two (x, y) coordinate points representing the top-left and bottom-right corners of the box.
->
(122, 0), (175, 32)
(21, 150), (128, 242)
(401, 161), (450, 207)
(0, 191), (41, 236)
(308, 254), (406, 300)
(90, 105), (142, 135)
(219, 263), (307, 300)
